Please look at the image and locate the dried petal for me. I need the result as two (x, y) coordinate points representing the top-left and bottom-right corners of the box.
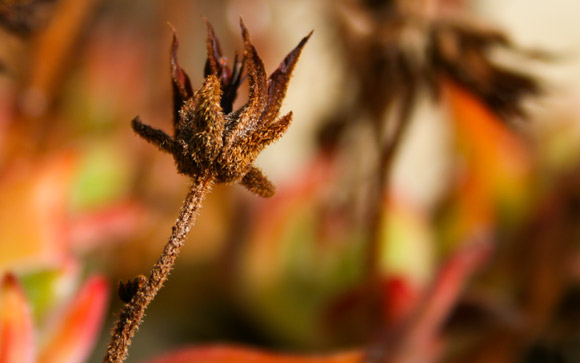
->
(203, 19), (245, 114)
(261, 31), (313, 125)
(170, 25), (194, 127)
(227, 19), (268, 142)
(131, 116), (175, 154)
(235, 112), (292, 161)
(251, 112), (292, 149)
(221, 53), (244, 114)
(203, 19), (226, 79)
(189, 75), (225, 167)
(240, 166), (275, 198)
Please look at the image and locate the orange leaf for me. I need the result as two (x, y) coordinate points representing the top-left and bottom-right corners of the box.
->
(0, 274), (35, 363)
(38, 276), (108, 363)
(443, 79), (531, 200)
(147, 345), (362, 363)
(0, 153), (76, 272)
(442, 80), (532, 244)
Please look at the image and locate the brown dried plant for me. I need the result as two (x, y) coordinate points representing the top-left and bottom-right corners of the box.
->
(333, 0), (542, 292)
(337, 0), (542, 123)
(103, 19), (311, 363)
(315, 1), (544, 359)
(0, 0), (57, 36)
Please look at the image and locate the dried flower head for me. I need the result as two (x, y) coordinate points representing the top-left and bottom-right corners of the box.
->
(336, 0), (541, 121)
(0, 0), (57, 36)
(132, 19), (312, 197)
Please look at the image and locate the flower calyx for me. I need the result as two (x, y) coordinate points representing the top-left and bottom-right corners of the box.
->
(132, 19), (311, 197)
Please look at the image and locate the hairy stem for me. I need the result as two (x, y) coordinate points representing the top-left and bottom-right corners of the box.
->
(103, 172), (214, 363)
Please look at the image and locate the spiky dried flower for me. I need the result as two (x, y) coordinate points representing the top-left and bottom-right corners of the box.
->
(133, 19), (312, 198)
(103, 19), (310, 363)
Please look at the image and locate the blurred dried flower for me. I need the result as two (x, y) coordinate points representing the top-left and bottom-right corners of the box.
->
(0, 0), (57, 36)
(336, 0), (541, 122)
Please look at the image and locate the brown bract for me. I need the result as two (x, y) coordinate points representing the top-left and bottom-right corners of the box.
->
(132, 19), (312, 198)
(0, 0), (57, 36)
(117, 275), (146, 304)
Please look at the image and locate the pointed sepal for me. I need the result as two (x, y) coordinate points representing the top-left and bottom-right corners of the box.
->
(235, 112), (293, 161)
(203, 18), (244, 114)
(117, 275), (146, 304)
(188, 75), (226, 167)
(240, 166), (276, 198)
(261, 31), (312, 124)
(131, 116), (175, 154)
(169, 25), (194, 127)
(229, 19), (268, 140)
(203, 19), (225, 79)
(250, 112), (293, 150)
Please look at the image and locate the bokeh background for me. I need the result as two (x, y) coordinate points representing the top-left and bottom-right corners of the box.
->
(2, 0), (580, 362)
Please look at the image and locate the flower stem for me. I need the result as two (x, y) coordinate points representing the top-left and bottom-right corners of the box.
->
(366, 83), (416, 286)
(103, 172), (214, 363)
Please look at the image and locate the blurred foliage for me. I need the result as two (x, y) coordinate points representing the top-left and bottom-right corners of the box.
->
(0, 0), (579, 362)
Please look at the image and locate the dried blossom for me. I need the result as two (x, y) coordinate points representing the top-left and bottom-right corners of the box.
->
(133, 19), (312, 198)
(0, 0), (56, 36)
(336, 0), (541, 121)
(104, 20), (310, 363)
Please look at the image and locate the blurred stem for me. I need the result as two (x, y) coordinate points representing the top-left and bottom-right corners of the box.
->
(366, 83), (416, 291)
(103, 172), (214, 363)
(6, 0), (99, 160)
(364, 237), (491, 363)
